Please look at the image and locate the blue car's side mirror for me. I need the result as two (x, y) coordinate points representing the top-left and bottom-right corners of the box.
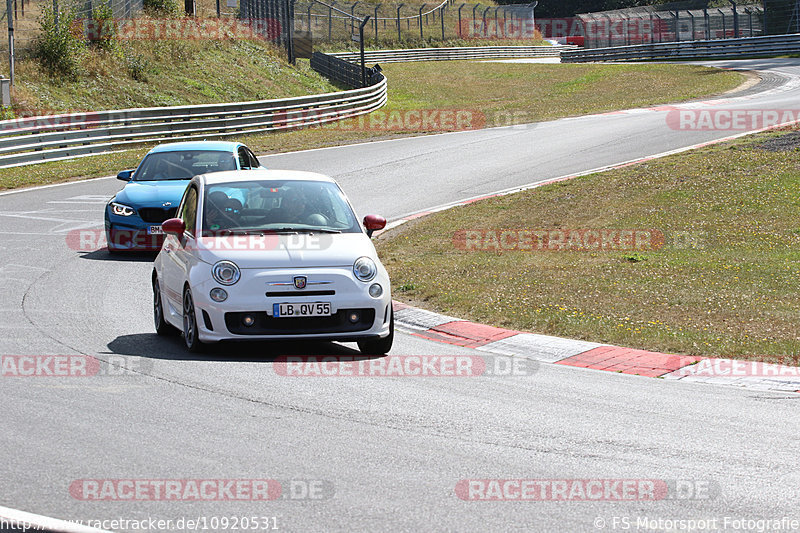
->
(117, 170), (134, 181)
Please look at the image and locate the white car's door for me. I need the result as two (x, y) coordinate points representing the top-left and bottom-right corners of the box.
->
(163, 184), (199, 313)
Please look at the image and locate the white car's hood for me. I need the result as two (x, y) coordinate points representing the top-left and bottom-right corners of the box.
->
(194, 232), (377, 269)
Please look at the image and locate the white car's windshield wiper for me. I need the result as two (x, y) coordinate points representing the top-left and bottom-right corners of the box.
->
(272, 227), (342, 234)
(211, 229), (266, 236)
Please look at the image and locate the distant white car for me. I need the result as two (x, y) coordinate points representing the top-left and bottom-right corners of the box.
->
(152, 169), (393, 354)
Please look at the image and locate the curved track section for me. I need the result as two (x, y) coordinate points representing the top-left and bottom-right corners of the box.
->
(2, 59), (800, 531)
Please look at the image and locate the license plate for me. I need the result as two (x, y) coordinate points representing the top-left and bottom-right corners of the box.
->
(147, 225), (164, 235)
(273, 302), (332, 318)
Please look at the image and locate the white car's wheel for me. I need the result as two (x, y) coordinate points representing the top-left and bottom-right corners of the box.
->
(358, 309), (394, 355)
(153, 277), (177, 336)
(182, 288), (205, 353)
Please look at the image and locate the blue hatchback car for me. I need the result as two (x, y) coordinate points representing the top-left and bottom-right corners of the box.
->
(105, 141), (263, 252)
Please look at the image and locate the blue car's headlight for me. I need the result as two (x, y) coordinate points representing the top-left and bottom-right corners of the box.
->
(110, 202), (135, 217)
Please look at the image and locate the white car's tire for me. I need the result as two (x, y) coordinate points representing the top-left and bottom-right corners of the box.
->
(358, 309), (394, 355)
(153, 277), (177, 336)
(182, 288), (205, 353)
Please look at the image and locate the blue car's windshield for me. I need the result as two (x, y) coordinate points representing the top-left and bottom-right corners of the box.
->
(202, 180), (361, 235)
(134, 151), (236, 181)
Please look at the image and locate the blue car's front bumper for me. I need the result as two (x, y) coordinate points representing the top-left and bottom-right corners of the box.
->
(104, 205), (178, 251)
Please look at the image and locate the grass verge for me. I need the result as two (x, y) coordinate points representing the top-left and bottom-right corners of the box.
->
(0, 61), (742, 190)
(376, 128), (800, 363)
(11, 39), (336, 114)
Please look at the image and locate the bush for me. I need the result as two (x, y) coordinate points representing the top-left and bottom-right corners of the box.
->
(89, 3), (117, 51)
(143, 0), (181, 17)
(122, 46), (148, 81)
(33, 6), (86, 78)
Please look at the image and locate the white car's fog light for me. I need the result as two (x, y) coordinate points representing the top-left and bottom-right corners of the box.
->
(348, 312), (360, 323)
(368, 283), (383, 298)
(353, 256), (377, 282)
(212, 261), (240, 285)
(242, 315), (256, 327)
(210, 288), (228, 302)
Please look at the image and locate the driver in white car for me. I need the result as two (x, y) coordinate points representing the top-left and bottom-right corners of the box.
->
(272, 188), (325, 225)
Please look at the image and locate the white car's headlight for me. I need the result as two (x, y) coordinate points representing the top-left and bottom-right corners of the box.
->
(110, 202), (135, 217)
(212, 261), (240, 285)
(353, 256), (377, 282)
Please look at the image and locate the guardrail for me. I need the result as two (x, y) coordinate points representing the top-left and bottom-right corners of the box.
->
(330, 45), (576, 63)
(562, 33), (800, 63)
(310, 52), (383, 88)
(0, 71), (387, 168)
(1, 45), (575, 169)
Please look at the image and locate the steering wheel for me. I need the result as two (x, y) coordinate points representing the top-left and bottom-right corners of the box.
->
(163, 161), (194, 179)
(305, 213), (329, 226)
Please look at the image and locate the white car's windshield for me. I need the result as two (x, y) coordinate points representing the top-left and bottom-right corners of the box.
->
(201, 180), (361, 234)
(135, 151), (237, 181)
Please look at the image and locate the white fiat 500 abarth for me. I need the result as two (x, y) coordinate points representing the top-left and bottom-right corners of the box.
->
(152, 170), (393, 354)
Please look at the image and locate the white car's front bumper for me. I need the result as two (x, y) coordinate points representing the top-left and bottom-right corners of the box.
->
(187, 266), (392, 343)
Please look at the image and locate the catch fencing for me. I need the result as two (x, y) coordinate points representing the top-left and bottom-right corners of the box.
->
(295, 1), (540, 44)
(0, 0), (143, 56)
(575, 3), (765, 49)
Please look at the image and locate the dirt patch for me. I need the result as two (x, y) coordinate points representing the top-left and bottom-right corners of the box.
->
(752, 130), (800, 152)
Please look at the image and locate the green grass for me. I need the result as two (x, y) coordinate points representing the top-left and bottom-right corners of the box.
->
(376, 128), (800, 363)
(11, 39), (336, 114)
(379, 61), (743, 124)
(0, 60), (742, 191)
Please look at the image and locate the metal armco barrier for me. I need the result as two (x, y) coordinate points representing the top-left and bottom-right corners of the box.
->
(330, 45), (576, 63)
(2, 46), (576, 169)
(562, 33), (800, 63)
(310, 52), (383, 88)
(0, 72), (386, 168)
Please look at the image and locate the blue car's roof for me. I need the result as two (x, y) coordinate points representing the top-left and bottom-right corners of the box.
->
(147, 141), (241, 154)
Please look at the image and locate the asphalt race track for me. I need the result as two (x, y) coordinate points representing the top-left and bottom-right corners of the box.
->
(2, 59), (800, 532)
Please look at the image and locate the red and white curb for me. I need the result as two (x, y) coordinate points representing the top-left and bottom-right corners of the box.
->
(381, 72), (800, 395)
(392, 301), (800, 394)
